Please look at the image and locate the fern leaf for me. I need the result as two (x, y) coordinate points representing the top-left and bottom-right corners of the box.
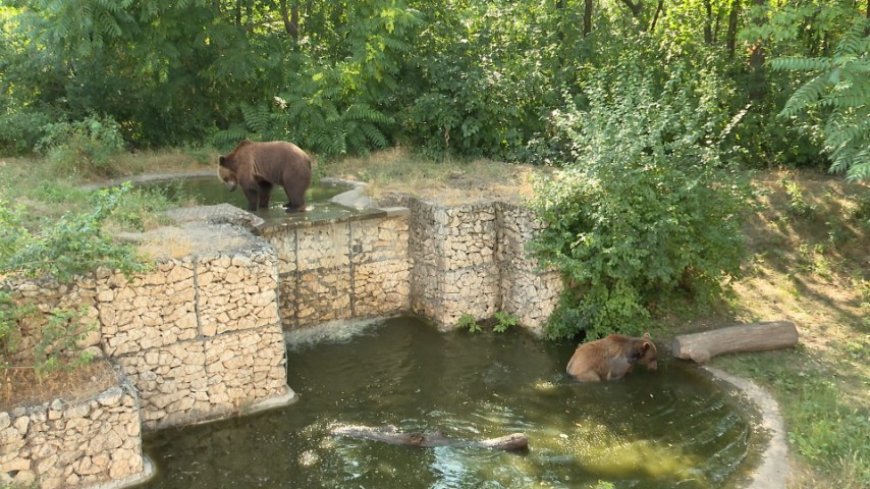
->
(770, 57), (832, 72)
(779, 74), (829, 117)
(241, 104), (269, 134)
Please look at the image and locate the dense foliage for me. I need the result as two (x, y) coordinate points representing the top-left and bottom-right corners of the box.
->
(0, 1), (865, 170)
(530, 65), (749, 339)
(0, 1), (866, 341)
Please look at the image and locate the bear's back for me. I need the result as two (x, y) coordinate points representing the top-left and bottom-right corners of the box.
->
(236, 141), (311, 180)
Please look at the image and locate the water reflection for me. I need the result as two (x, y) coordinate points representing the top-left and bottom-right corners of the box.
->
(139, 175), (353, 223)
(135, 317), (758, 489)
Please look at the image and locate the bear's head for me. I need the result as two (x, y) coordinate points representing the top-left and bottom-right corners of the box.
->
(632, 332), (658, 371)
(218, 156), (238, 192)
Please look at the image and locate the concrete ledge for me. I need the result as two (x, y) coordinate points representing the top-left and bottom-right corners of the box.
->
(704, 366), (790, 489)
(240, 385), (299, 415)
(86, 457), (155, 489)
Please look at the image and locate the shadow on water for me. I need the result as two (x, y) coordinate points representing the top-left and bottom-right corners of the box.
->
(135, 317), (761, 489)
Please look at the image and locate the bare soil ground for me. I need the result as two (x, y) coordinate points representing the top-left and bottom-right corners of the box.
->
(1, 359), (117, 411)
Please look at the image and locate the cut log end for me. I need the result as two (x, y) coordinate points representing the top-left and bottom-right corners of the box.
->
(672, 321), (799, 364)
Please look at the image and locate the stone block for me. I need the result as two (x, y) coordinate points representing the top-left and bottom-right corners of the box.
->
(296, 268), (352, 327)
(296, 222), (350, 272)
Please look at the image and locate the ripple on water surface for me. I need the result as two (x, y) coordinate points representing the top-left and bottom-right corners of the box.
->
(135, 317), (760, 489)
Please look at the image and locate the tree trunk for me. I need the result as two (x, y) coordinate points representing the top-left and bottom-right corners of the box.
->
(279, 0), (299, 39)
(748, 0), (766, 100)
(671, 321), (799, 363)
(649, 0), (665, 33)
(703, 0), (714, 45)
(620, 0), (644, 23)
(330, 424), (529, 452)
(726, 0), (740, 59)
(584, 0), (594, 36)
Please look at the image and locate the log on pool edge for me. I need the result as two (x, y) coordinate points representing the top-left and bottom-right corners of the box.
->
(329, 424), (529, 452)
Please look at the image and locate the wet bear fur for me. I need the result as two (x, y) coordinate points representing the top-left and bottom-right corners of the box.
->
(566, 332), (658, 382)
(218, 140), (312, 212)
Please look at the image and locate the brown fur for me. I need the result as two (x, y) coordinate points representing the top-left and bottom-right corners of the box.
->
(218, 140), (312, 212)
(566, 332), (658, 382)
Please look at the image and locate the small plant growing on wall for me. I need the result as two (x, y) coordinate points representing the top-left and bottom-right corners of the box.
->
(457, 313), (482, 334)
(493, 311), (519, 333)
(458, 312), (519, 334)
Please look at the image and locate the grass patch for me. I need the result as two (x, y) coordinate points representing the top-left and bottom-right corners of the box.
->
(713, 350), (869, 488)
(322, 147), (543, 205)
(661, 169), (869, 489)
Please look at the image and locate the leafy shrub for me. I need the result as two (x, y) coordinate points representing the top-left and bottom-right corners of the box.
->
(401, 37), (544, 161)
(213, 68), (394, 157)
(530, 72), (749, 340)
(851, 191), (870, 229)
(32, 306), (95, 380)
(0, 106), (57, 155)
(1, 183), (149, 380)
(783, 179), (816, 218)
(772, 19), (870, 181)
(0, 183), (148, 283)
(0, 291), (95, 382)
(37, 115), (125, 177)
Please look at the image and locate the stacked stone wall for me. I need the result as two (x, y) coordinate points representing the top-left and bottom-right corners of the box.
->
(6, 224), (290, 432)
(262, 209), (411, 329)
(263, 199), (562, 333)
(496, 204), (563, 335)
(0, 380), (146, 489)
(98, 247), (288, 430)
(408, 200), (501, 328)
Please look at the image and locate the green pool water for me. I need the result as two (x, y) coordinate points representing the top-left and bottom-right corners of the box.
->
(141, 175), (352, 221)
(134, 317), (759, 489)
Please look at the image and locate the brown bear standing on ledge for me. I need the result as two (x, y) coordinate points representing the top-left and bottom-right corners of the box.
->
(566, 332), (658, 381)
(218, 140), (313, 212)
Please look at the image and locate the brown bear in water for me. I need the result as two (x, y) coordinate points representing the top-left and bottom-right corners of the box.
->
(218, 140), (312, 212)
(566, 332), (658, 382)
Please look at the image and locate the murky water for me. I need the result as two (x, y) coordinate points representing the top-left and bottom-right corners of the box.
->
(135, 317), (758, 489)
(142, 175), (353, 222)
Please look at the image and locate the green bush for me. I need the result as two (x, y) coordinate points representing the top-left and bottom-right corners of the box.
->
(0, 106), (57, 155)
(0, 183), (148, 283)
(36, 115), (125, 177)
(530, 71), (749, 340)
(1, 183), (149, 379)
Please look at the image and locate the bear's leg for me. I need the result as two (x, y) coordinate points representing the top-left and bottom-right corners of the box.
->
(571, 370), (603, 382)
(243, 187), (260, 211)
(258, 182), (272, 209)
(283, 177), (308, 213)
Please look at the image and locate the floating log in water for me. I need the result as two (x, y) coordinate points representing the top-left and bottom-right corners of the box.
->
(330, 424), (529, 452)
(671, 321), (799, 363)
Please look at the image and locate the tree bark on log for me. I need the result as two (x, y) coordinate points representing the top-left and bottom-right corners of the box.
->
(330, 424), (529, 452)
(671, 321), (799, 363)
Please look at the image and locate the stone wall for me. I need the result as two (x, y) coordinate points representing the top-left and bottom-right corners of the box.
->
(6, 220), (292, 432)
(261, 208), (411, 329)
(496, 204), (564, 335)
(101, 226), (289, 430)
(263, 197), (562, 333)
(408, 200), (501, 328)
(0, 378), (147, 489)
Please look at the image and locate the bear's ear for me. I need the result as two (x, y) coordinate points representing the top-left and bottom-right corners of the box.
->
(219, 156), (227, 167)
(641, 341), (651, 353)
(642, 331), (651, 339)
